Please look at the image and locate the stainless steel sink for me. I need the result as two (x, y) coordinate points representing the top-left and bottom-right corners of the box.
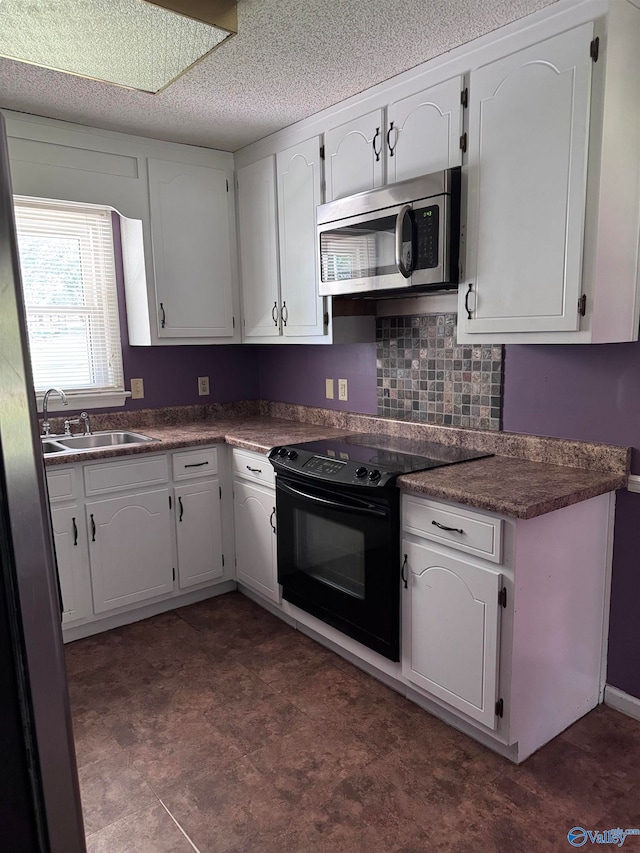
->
(42, 430), (157, 455)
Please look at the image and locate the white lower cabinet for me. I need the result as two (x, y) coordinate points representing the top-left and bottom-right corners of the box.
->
(234, 480), (278, 602)
(232, 449), (279, 602)
(402, 539), (502, 730)
(50, 503), (91, 625)
(86, 488), (174, 613)
(402, 490), (613, 761)
(175, 479), (224, 589)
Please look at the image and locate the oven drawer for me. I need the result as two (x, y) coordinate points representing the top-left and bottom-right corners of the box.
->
(403, 495), (502, 563)
(232, 448), (275, 487)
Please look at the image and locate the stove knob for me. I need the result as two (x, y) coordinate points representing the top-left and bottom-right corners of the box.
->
(355, 466), (368, 478)
(368, 469), (381, 482)
(287, 450), (298, 460)
(277, 447), (288, 457)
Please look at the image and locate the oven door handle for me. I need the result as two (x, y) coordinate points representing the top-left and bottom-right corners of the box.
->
(278, 479), (389, 518)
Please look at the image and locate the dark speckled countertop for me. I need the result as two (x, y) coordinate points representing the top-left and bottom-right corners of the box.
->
(43, 402), (629, 519)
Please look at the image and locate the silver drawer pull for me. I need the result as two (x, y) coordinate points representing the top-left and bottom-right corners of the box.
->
(246, 465), (262, 473)
(432, 520), (464, 535)
(185, 461), (209, 468)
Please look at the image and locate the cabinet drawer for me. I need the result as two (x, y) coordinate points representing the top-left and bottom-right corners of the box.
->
(172, 447), (218, 480)
(84, 455), (169, 496)
(232, 448), (274, 487)
(46, 467), (78, 503)
(403, 496), (502, 563)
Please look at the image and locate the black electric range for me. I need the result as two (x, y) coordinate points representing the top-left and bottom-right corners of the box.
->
(268, 434), (492, 661)
(268, 433), (492, 489)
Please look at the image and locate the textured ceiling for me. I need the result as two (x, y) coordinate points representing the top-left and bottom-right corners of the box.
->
(0, 0), (559, 152)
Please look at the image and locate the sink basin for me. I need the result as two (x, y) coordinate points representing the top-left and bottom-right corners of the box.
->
(42, 430), (157, 455)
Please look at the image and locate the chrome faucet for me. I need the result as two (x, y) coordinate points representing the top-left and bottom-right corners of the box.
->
(41, 387), (68, 435)
(64, 411), (92, 436)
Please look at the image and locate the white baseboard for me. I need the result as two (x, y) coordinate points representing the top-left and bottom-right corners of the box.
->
(604, 685), (640, 721)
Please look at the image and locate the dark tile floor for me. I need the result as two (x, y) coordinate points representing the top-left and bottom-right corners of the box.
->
(65, 592), (640, 853)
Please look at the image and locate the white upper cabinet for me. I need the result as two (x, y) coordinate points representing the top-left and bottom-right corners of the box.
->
(324, 109), (385, 201)
(238, 142), (330, 343)
(458, 24), (594, 338)
(148, 159), (235, 338)
(387, 76), (464, 183)
(324, 78), (464, 202)
(276, 137), (325, 338)
(237, 156), (281, 339)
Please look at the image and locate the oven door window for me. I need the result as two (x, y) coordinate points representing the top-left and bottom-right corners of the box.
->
(293, 509), (365, 599)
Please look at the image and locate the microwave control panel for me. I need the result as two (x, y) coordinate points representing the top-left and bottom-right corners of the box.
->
(414, 204), (439, 270)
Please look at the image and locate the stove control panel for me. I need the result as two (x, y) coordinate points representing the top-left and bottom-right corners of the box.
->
(268, 446), (395, 488)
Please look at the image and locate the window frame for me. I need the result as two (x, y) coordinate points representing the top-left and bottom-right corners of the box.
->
(13, 196), (130, 412)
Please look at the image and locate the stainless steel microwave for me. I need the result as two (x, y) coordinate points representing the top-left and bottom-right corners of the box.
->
(317, 168), (460, 298)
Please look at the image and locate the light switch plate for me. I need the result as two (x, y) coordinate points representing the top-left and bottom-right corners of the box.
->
(198, 376), (210, 396)
(130, 378), (144, 399)
(325, 378), (335, 399)
(338, 379), (348, 401)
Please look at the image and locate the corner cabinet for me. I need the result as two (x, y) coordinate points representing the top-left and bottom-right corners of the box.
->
(324, 76), (464, 201)
(147, 159), (236, 339)
(237, 141), (328, 343)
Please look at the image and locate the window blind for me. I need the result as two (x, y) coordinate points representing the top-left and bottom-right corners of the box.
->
(13, 198), (124, 396)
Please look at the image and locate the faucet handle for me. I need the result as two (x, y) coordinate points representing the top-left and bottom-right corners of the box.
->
(80, 412), (92, 435)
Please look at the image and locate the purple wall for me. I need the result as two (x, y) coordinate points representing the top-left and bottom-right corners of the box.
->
(257, 342), (378, 414)
(503, 343), (640, 472)
(112, 215), (259, 412)
(503, 343), (640, 699)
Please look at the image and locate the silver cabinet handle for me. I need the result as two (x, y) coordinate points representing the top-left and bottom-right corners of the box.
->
(281, 302), (288, 326)
(395, 203), (413, 279)
(387, 122), (398, 157)
(272, 302), (278, 326)
(432, 520), (464, 535)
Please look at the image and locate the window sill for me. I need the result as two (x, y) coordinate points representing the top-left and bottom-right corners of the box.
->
(36, 390), (132, 413)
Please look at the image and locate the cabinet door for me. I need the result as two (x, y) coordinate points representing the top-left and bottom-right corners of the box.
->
(460, 24), (593, 336)
(87, 488), (174, 613)
(148, 159), (234, 338)
(276, 137), (326, 338)
(50, 504), (91, 625)
(324, 109), (384, 201)
(233, 480), (279, 602)
(387, 76), (464, 184)
(402, 539), (502, 729)
(237, 157), (281, 338)
(175, 480), (224, 589)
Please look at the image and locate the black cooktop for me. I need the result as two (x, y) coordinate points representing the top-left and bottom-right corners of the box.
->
(269, 433), (493, 488)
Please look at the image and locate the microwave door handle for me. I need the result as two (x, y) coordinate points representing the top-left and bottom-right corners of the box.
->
(395, 204), (413, 278)
(277, 479), (388, 518)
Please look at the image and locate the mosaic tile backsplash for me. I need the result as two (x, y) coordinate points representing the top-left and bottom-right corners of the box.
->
(376, 313), (504, 430)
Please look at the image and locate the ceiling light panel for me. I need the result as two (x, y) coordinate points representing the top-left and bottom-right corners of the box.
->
(0, 0), (234, 93)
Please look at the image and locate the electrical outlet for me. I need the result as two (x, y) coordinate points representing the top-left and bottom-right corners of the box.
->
(338, 378), (348, 401)
(130, 378), (144, 399)
(198, 376), (210, 396)
(325, 378), (335, 399)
